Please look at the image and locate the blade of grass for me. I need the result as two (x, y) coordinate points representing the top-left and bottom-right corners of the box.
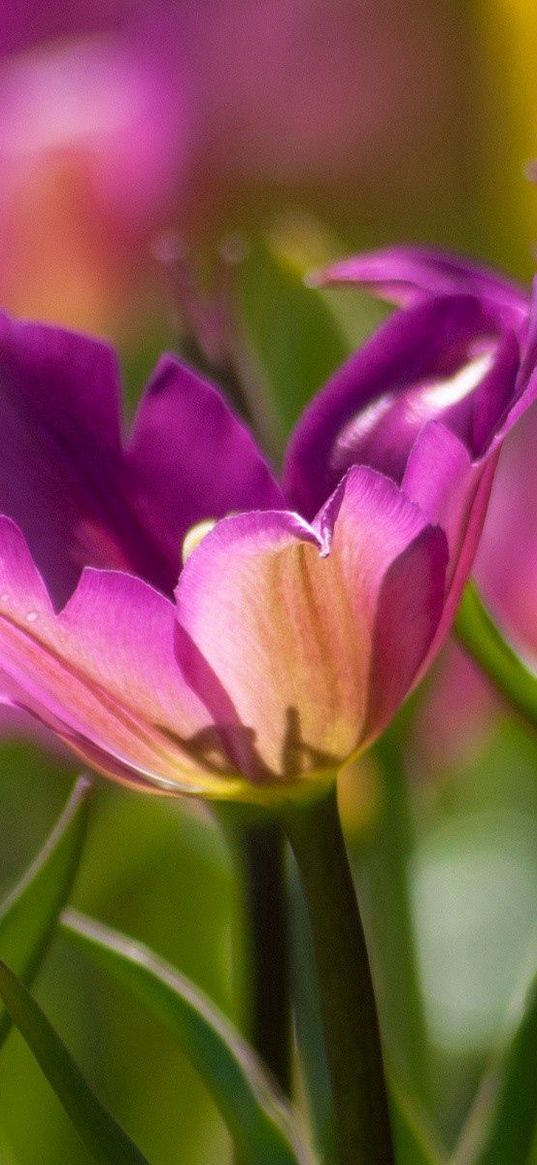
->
(0, 961), (150, 1165)
(62, 909), (316, 1165)
(390, 1087), (445, 1165)
(0, 775), (91, 1047)
(451, 966), (537, 1165)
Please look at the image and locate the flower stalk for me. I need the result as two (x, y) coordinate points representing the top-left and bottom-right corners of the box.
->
(284, 783), (394, 1165)
(366, 720), (431, 1107)
(241, 821), (292, 1094)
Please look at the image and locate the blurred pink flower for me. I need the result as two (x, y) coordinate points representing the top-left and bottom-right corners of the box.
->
(186, 0), (453, 185)
(0, 1), (459, 332)
(0, 36), (187, 226)
(0, 2), (192, 331)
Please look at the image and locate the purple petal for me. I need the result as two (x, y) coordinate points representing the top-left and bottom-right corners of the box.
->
(488, 278), (537, 453)
(175, 466), (447, 784)
(284, 294), (501, 519)
(126, 355), (284, 573)
(402, 421), (499, 639)
(0, 315), (282, 605)
(0, 314), (159, 606)
(474, 394), (537, 656)
(471, 331), (521, 453)
(313, 244), (529, 329)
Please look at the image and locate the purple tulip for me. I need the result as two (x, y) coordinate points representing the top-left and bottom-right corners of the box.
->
(287, 245), (535, 642)
(0, 248), (532, 801)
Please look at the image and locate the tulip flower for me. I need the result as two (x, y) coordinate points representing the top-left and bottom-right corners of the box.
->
(311, 245), (537, 770)
(0, 268), (533, 802)
(0, 277), (533, 1165)
(289, 246), (536, 646)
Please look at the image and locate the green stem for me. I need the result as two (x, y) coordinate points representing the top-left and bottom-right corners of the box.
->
(363, 724), (431, 1107)
(288, 861), (335, 1162)
(284, 785), (394, 1165)
(455, 581), (537, 728)
(240, 822), (292, 1095)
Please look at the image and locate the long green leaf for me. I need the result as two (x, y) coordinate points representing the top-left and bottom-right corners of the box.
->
(62, 910), (316, 1165)
(0, 776), (91, 1047)
(451, 968), (537, 1165)
(0, 960), (150, 1165)
(0, 1125), (17, 1165)
(390, 1088), (445, 1165)
(233, 240), (351, 446)
(455, 583), (537, 728)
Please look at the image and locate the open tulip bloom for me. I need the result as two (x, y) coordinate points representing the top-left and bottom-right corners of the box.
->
(1, 246), (537, 1165)
(0, 248), (535, 805)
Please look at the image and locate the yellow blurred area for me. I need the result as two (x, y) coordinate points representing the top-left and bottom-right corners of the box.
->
(477, 0), (537, 275)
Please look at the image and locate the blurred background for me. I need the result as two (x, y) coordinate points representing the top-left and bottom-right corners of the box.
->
(2, 1), (537, 1162)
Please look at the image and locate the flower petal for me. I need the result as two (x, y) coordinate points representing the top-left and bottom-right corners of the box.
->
(0, 516), (241, 797)
(284, 293), (496, 519)
(312, 244), (528, 328)
(0, 317), (282, 605)
(488, 278), (537, 453)
(126, 355), (284, 570)
(402, 420), (498, 645)
(0, 314), (131, 605)
(175, 466), (447, 785)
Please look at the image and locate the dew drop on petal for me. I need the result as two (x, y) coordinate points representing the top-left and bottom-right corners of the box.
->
(25, 610), (39, 623)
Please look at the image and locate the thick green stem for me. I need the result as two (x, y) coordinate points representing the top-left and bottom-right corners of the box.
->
(284, 785), (394, 1165)
(363, 724), (431, 1107)
(240, 822), (292, 1095)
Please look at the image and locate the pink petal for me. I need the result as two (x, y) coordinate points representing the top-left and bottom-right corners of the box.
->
(0, 516), (240, 797)
(175, 466), (447, 785)
(312, 245), (529, 329)
(402, 420), (498, 650)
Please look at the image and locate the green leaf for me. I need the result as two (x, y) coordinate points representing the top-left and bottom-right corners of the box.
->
(0, 1126), (16, 1165)
(451, 967), (537, 1165)
(0, 960), (150, 1165)
(233, 240), (352, 445)
(0, 776), (91, 1047)
(390, 1088), (445, 1165)
(62, 910), (316, 1165)
(455, 582), (537, 729)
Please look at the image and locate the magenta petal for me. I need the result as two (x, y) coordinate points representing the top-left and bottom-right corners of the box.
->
(0, 316), (282, 606)
(127, 355), (284, 570)
(488, 279), (537, 453)
(313, 244), (528, 328)
(402, 420), (475, 535)
(284, 294), (495, 519)
(364, 522), (448, 743)
(175, 467), (447, 783)
(0, 516), (233, 795)
(0, 314), (130, 605)
(402, 421), (497, 636)
(471, 330), (521, 454)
